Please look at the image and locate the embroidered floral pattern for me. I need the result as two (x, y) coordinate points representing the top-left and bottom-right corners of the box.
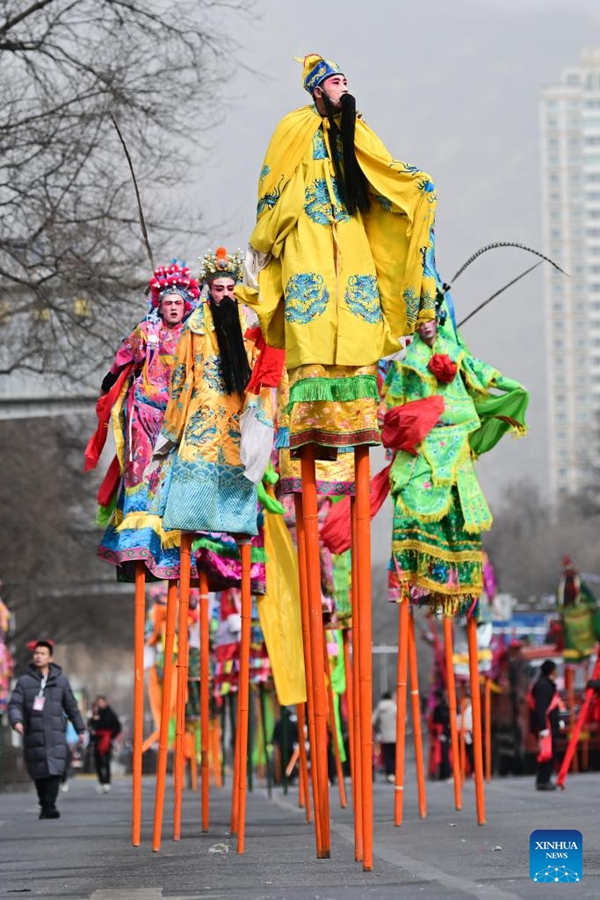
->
(284, 273), (329, 323)
(344, 275), (383, 323)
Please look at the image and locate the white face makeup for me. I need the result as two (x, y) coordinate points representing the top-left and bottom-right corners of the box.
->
(209, 277), (236, 305)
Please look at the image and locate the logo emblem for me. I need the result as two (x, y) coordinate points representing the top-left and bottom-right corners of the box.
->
(530, 830), (582, 883)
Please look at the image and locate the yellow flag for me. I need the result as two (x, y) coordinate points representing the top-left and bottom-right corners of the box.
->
(257, 510), (306, 705)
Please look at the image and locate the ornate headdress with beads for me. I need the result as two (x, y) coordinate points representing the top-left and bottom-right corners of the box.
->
(295, 53), (344, 94)
(147, 260), (200, 310)
(198, 246), (244, 288)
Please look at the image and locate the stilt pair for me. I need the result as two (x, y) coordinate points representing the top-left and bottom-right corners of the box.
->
(130, 539), (251, 852)
(392, 612), (486, 823)
(294, 445), (373, 871)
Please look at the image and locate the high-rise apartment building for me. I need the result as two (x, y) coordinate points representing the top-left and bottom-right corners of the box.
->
(541, 48), (600, 501)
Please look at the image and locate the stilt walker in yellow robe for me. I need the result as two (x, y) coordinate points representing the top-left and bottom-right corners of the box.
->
(237, 54), (438, 869)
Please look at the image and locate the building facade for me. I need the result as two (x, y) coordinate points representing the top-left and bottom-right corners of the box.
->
(541, 48), (600, 501)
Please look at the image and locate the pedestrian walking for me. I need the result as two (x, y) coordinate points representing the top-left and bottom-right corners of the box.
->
(88, 695), (122, 792)
(8, 640), (85, 818)
(530, 659), (561, 791)
(372, 692), (397, 783)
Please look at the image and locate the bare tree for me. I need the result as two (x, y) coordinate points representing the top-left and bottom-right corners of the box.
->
(0, 0), (253, 384)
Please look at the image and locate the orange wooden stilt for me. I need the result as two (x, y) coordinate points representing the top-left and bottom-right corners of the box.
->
(132, 561), (146, 847)
(323, 631), (348, 808)
(199, 570), (210, 832)
(459, 685), (466, 784)
(297, 703), (312, 823)
(294, 493), (322, 851)
(152, 579), (178, 851)
(484, 676), (492, 784)
(443, 616), (462, 810)
(467, 615), (486, 825)
(351, 497), (363, 863)
(230, 700), (241, 834)
(300, 448), (331, 858)
(190, 734), (198, 792)
(173, 533), (192, 841)
(394, 597), (409, 827)
(408, 609), (426, 818)
(236, 542), (252, 854)
(342, 628), (355, 801)
(354, 445), (373, 871)
(210, 718), (223, 788)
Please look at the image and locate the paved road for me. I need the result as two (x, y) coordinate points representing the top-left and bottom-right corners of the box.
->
(1, 768), (598, 899)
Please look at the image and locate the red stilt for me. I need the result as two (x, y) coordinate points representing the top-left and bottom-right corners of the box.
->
(152, 579), (178, 851)
(557, 651), (600, 788)
(132, 561), (146, 847)
(236, 542), (252, 854)
(467, 616), (486, 824)
(173, 533), (192, 841)
(200, 570), (210, 832)
(300, 448), (331, 858)
(354, 445), (373, 871)
(443, 616), (462, 810)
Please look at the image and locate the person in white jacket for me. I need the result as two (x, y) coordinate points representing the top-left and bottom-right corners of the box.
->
(373, 691), (397, 783)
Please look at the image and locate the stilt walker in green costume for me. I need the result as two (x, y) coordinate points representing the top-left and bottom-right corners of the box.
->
(385, 301), (528, 825)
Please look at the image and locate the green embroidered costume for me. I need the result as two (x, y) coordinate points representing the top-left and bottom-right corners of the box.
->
(385, 329), (528, 615)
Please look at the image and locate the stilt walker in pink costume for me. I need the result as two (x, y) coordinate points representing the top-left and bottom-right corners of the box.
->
(91, 262), (201, 581)
(237, 54), (438, 869)
(85, 261), (200, 847)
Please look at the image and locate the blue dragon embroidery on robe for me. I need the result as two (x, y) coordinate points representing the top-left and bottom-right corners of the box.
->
(304, 178), (349, 226)
(420, 227), (437, 280)
(284, 273), (329, 323)
(344, 275), (383, 323)
(203, 355), (227, 394)
(257, 175), (284, 218)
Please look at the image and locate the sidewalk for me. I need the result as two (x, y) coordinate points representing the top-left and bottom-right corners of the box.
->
(1, 769), (599, 899)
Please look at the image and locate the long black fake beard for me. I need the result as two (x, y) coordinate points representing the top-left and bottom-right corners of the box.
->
(322, 91), (370, 216)
(208, 296), (251, 395)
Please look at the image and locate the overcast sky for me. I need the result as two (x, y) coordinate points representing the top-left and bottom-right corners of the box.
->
(180, 0), (599, 521)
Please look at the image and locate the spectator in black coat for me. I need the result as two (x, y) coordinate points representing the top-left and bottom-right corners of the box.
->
(531, 659), (561, 791)
(88, 695), (121, 792)
(8, 640), (85, 818)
